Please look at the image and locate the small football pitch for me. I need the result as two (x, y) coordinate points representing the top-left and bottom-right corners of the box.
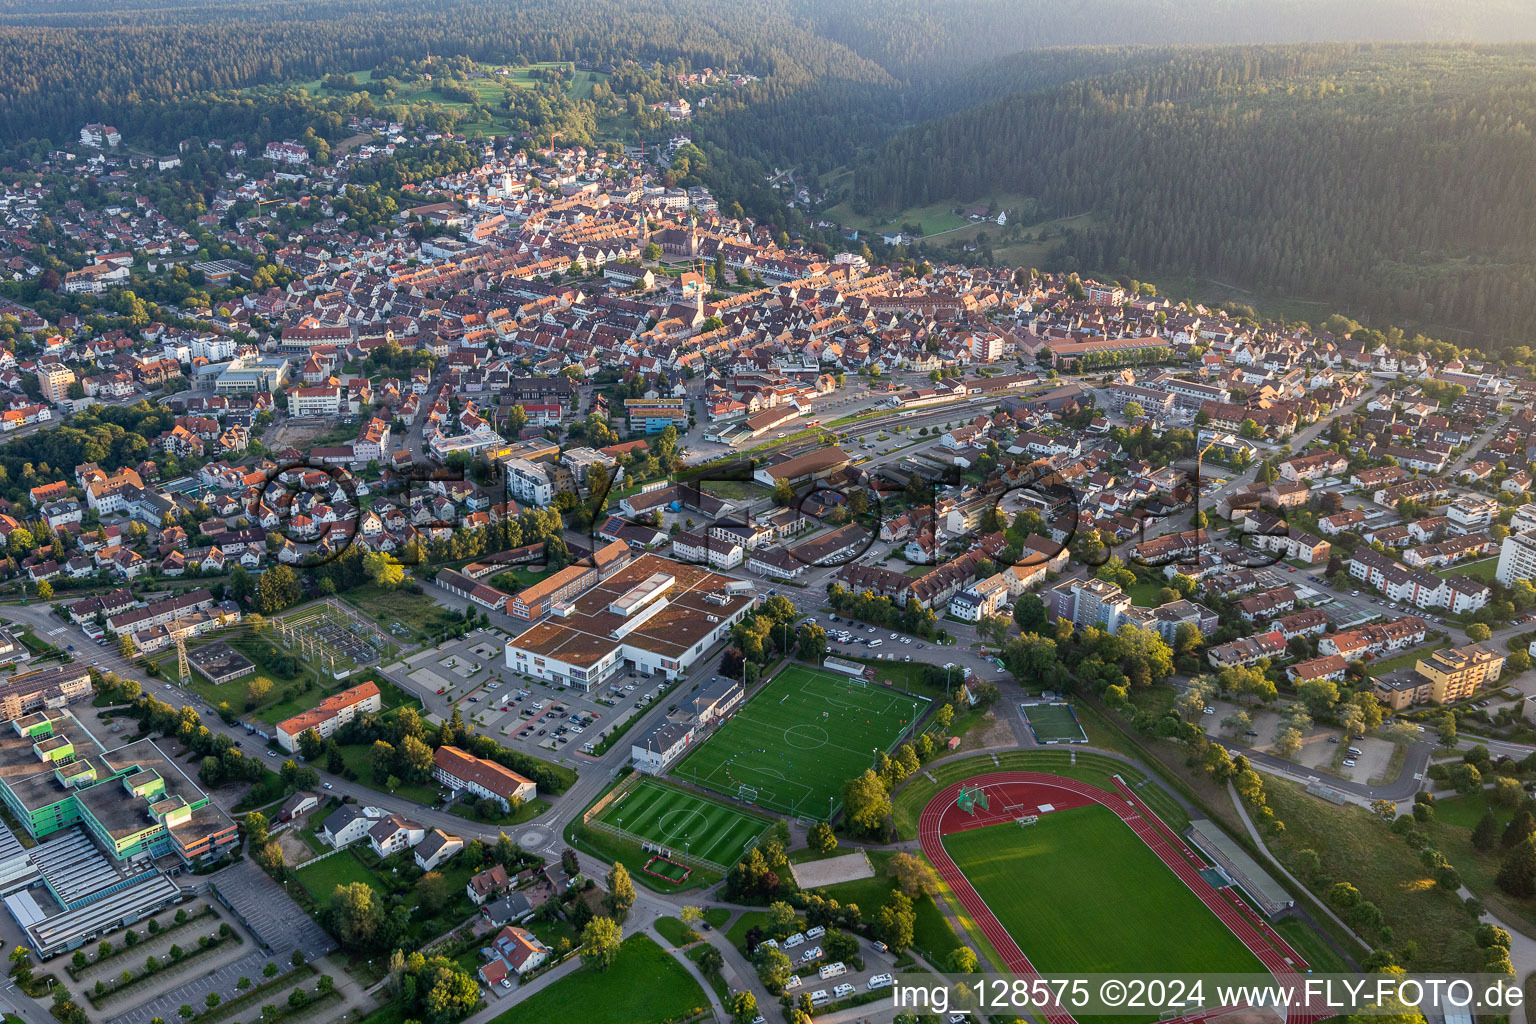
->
(596, 778), (769, 867)
(671, 664), (927, 818)
(1021, 702), (1088, 743)
(942, 804), (1264, 974)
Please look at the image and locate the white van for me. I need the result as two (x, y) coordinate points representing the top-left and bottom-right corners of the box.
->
(834, 983), (855, 999)
(868, 974), (894, 990)
(804, 926), (825, 940)
(783, 933), (805, 949)
(810, 990), (830, 1007)
(869, 639), (883, 647)
(819, 962), (846, 980)
(784, 975), (802, 990)
(800, 945), (822, 963)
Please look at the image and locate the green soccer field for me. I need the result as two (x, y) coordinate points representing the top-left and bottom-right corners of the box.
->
(671, 664), (928, 818)
(1022, 702), (1088, 742)
(942, 805), (1265, 974)
(596, 778), (770, 867)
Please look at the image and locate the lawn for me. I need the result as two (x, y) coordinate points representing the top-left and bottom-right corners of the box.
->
(595, 778), (770, 868)
(490, 567), (553, 592)
(1431, 791), (1518, 830)
(344, 583), (466, 643)
(1265, 778), (1482, 970)
(1125, 580), (1166, 607)
(336, 742), (440, 804)
(669, 663), (928, 818)
(448, 797), (549, 829)
(493, 935), (707, 1024)
(294, 850), (384, 908)
(1435, 557), (1500, 583)
(942, 806), (1265, 974)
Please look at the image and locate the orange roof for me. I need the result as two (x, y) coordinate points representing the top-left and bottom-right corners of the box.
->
(433, 745), (533, 800)
(278, 680), (380, 738)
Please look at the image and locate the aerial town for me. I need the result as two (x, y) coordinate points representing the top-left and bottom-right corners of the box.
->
(0, 37), (1529, 1024)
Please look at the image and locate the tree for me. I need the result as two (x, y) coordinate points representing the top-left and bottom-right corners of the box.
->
(1297, 679), (1339, 716)
(35, 580), (52, 600)
(1123, 401), (1145, 420)
(1493, 776), (1525, 809)
(328, 882), (384, 950)
(245, 810), (270, 846)
(1013, 594), (1048, 633)
(887, 852), (940, 897)
(768, 900), (797, 933)
(415, 871), (451, 913)
(876, 891), (916, 952)
(696, 944), (724, 976)
(728, 991), (759, 1024)
(604, 862), (636, 921)
(947, 946), (979, 974)
(842, 769), (892, 837)
(808, 821), (837, 855)
(1448, 762), (1482, 795)
(1292, 849), (1322, 880)
(797, 622), (828, 663)
(363, 552), (405, 588)
(772, 478), (794, 507)
(245, 676), (273, 707)
(756, 946), (793, 994)
(1466, 622), (1492, 642)
(1496, 839), (1536, 898)
(1473, 809), (1500, 852)
(579, 917), (622, 971)
(1501, 810), (1536, 848)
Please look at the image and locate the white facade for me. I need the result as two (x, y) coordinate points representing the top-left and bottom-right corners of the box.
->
(505, 458), (553, 506)
(1497, 533), (1536, 587)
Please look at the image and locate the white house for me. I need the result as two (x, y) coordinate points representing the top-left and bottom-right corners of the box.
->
(414, 829), (464, 871)
(368, 814), (426, 857)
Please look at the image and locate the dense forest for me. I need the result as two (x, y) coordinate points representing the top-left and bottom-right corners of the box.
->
(847, 45), (1536, 344)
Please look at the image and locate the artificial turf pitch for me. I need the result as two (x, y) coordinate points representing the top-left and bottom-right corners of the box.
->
(671, 664), (928, 817)
(597, 777), (770, 866)
(941, 804), (1265, 974)
(1021, 702), (1089, 742)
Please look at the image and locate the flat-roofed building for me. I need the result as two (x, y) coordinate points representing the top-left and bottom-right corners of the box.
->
(0, 713), (237, 866)
(1415, 644), (1504, 704)
(0, 664), (92, 723)
(506, 554), (756, 691)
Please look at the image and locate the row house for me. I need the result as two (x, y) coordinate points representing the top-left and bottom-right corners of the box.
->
(1318, 616), (1429, 659)
(1402, 533), (1493, 569)
(1207, 629), (1287, 669)
(1235, 586), (1297, 621)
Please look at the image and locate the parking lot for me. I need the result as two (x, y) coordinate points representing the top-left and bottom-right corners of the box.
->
(398, 629), (661, 759)
(759, 927), (898, 1013)
(818, 615), (939, 666)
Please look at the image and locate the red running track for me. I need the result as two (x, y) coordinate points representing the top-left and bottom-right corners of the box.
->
(918, 771), (1322, 1024)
